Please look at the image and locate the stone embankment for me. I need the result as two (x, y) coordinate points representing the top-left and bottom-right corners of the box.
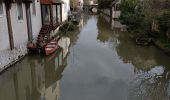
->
(0, 44), (27, 72)
(153, 41), (170, 56)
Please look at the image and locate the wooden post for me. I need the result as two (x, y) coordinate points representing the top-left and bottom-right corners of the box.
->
(25, 3), (33, 41)
(56, 4), (58, 23)
(50, 5), (53, 26)
(5, 3), (14, 50)
(41, 4), (44, 25)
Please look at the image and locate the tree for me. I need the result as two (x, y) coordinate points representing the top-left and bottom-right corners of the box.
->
(98, 0), (113, 9)
(119, 0), (145, 31)
(70, 0), (79, 10)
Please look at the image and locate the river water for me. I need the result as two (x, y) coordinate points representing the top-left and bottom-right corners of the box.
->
(0, 14), (170, 100)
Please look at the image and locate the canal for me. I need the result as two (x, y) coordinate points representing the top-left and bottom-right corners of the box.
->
(0, 14), (170, 100)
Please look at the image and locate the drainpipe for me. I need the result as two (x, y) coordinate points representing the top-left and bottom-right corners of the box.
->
(25, 3), (33, 41)
(5, 3), (14, 50)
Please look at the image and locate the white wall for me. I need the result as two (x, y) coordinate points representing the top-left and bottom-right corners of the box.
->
(0, 2), (10, 51)
(112, 7), (121, 19)
(62, 0), (70, 22)
(10, 3), (28, 47)
(31, 1), (42, 38)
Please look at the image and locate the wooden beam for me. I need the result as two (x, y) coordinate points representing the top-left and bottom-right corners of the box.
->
(25, 3), (33, 41)
(41, 4), (44, 25)
(50, 5), (53, 25)
(5, 3), (14, 50)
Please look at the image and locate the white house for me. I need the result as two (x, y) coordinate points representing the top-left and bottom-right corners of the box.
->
(0, 0), (42, 69)
(0, 0), (42, 51)
(0, 0), (71, 69)
(61, 0), (70, 22)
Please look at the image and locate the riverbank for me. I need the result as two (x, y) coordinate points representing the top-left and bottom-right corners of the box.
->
(100, 8), (170, 56)
(153, 40), (170, 56)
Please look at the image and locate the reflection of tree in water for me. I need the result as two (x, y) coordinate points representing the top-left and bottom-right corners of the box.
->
(116, 30), (170, 71)
(97, 16), (111, 43)
(116, 31), (159, 71)
(67, 29), (80, 46)
(97, 14), (170, 100)
(67, 14), (90, 46)
(97, 16), (157, 70)
(97, 15), (120, 50)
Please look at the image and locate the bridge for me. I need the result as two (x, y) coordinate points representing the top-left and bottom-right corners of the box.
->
(83, 4), (98, 13)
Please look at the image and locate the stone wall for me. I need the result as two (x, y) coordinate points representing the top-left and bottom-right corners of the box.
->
(0, 44), (27, 72)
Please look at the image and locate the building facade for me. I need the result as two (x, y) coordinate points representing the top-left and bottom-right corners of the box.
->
(0, 0), (70, 70)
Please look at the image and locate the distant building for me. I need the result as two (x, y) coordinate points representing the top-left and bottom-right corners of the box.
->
(111, 0), (121, 18)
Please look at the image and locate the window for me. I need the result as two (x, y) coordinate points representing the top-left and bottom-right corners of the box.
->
(17, 3), (23, 20)
(32, 1), (36, 15)
(0, 2), (3, 15)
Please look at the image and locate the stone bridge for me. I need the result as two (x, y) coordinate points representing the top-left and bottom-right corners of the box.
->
(83, 4), (98, 13)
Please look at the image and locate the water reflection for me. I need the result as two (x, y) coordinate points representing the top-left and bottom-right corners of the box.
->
(0, 37), (70, 100)
(67, 14), (90, 46)
(1, 14), (170, 100)
(100, 14), (170, 100)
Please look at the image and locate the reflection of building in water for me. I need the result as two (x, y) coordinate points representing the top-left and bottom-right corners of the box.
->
(100, 13), (126, 31)
(111, 20), (126, 31)
(78, 14), (84, 28)
(0, 43), (70, 100)
(97, 16), (120, 47)
(58, 37), (71, 59)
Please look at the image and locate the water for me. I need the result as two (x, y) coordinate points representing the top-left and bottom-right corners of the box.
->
(0, 14), (170, 100)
